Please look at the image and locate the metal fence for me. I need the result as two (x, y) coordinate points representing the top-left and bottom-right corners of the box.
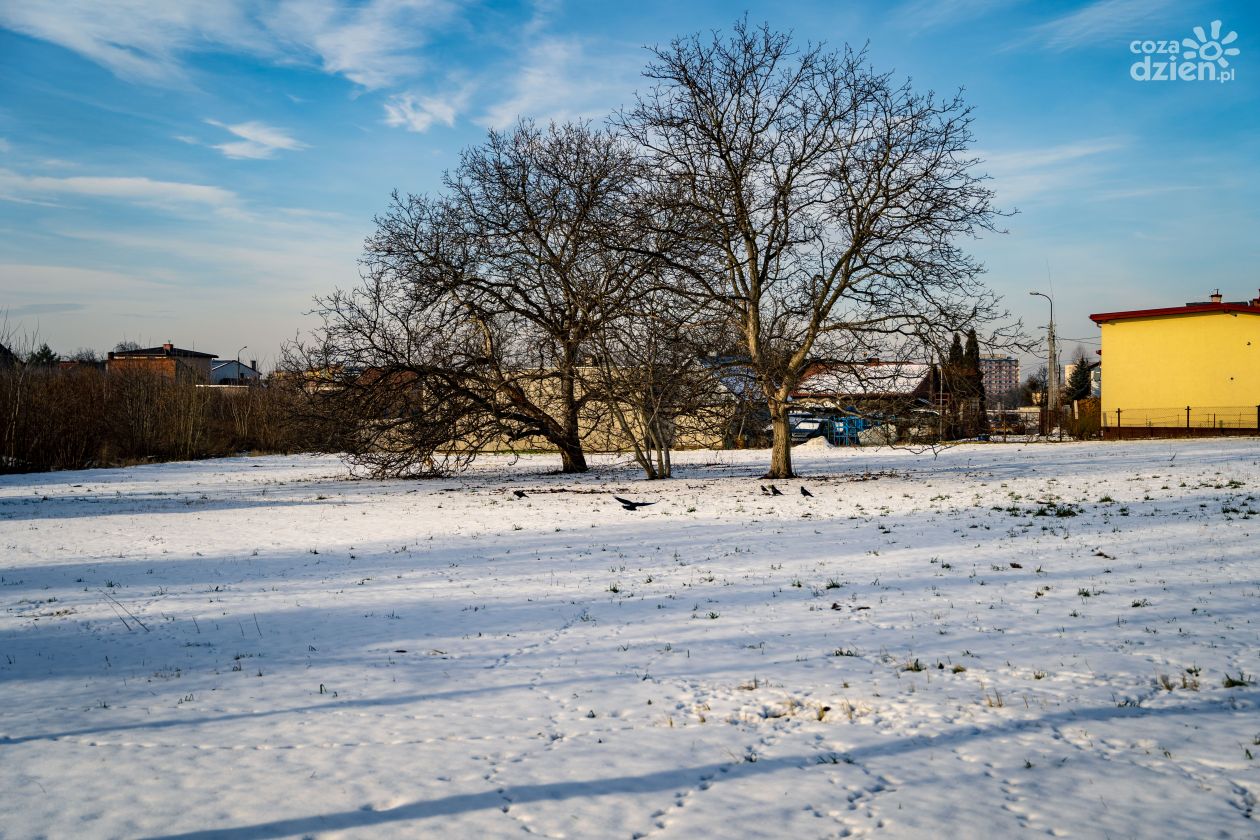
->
(1101, 404), (1260, 438)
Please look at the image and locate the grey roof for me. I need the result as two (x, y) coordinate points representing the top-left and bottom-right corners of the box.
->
(113, 346), (216, 359)
(796, 362), (932, 397)
(212, 360), (260, 374)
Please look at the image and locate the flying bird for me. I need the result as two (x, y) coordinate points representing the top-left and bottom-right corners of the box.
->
(512, 489), (528, 499)
(800, 486), (813, 497)
(768, 484), (784, 496)
(613, 495), (656, 511)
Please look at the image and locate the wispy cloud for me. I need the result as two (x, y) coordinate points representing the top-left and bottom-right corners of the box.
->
(0, 0), (459, 89)
(893, 0), (1020, 35)
(978, 137), (1127, 204)
(7, 302), (86, 316)
(0, 1), (267, 85)
(1020, 0), (1177, 52)
(265, 0), (458, 90)
(383, 90), (465, 132)
(206, 120), (308, 159)
(478, 37), (637, 129)
(54, 217), (364, 295)
(0, 263), (172, 300)
(0, 167), (238, 210)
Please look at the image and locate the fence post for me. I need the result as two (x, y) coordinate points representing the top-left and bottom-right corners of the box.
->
(1116, 408), (1121, 432)
(1186, 405), (1191, 429)
(1256, 405), (1259, 431)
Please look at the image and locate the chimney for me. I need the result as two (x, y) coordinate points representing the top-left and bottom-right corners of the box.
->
(1252, 289), (1260, 307)
(250, 359), (257, 373)
(1210, 289), (1223, 304)
(162, 342), (174, 353)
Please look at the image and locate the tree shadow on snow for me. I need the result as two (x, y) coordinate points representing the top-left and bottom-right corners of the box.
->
(136, 697), (1253, 840)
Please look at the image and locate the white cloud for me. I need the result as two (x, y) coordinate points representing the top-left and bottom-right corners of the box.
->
(1020, 0), (1176, 52)
(0, 1), (268, 85)
(478, 37), (636, 129)
(266, 0), (456, 90)
(383, 90), (463, 132)
(978, 138), (1127, 204)
(0, 167), (238, 210)
(893, 0), (1019, 35)
(51, 212), (366, 303)
(206, 120), (308, 159)
(0, 263), (171, 299)
(0, 0), (458, 89)
(0, 138), (11, 153)
(981, 138), (1126, 170)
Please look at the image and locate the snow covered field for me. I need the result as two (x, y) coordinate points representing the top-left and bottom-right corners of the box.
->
(2, 440), (1258, 839)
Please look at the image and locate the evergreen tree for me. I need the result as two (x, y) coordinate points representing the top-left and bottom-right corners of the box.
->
(1064, 348), (1093, 402)
(964, 328), (988, 432)
(940, 334), (966, 438)
(26, 343), (58, 367)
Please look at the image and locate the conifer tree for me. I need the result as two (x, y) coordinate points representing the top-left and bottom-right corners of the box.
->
(964, 328), (988, 432)
(1064, 348), (1093, 403)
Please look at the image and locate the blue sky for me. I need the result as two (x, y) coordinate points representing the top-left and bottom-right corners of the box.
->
(1, 0), (1257, 372)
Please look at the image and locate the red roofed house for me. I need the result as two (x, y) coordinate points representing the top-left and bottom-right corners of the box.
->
(106, 343), (217, 383)
(1089, 290), (1260, 434)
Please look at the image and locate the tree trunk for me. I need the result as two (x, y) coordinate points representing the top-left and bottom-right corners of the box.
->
(766, 401), (794, 478)
(555, 364), (588, 473)
(556, 434), (588, 473)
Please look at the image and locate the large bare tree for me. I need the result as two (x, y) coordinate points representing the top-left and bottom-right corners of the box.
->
(620, 19), (1007, 477)
(295, 121), (660, 475)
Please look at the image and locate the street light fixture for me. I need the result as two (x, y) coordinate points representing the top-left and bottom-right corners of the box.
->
(236, 345), (248, 386)
(1029, 291), (1057, 433)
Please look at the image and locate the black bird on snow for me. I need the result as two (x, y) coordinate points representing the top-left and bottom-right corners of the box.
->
(800, 486), (813, 498)
(768, 484), (784, 496)
(512, 489), (528, 499)
(613, 495), (656, 511)
(760, 485), (770, 495)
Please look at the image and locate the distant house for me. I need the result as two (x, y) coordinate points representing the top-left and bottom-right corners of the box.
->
(1090, 290), (1260, 432)
(792, 359), (933, 410)
(106, 343), (216, 383)
(211, 358), (262, 385)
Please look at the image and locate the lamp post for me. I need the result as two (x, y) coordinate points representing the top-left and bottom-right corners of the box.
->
(236, 345), (248, 386)
(1029, 292), (1057, 434)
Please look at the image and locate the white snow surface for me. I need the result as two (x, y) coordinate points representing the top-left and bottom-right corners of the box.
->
(1, 440), (1258, 838)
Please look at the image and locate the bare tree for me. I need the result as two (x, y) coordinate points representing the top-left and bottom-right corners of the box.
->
(1021, 366), (1048, 408)
(586, 288), (730, 478)
(620, 19), (1009, 477)
(281, 330), (502, 477)
(295, 120), (659, 476)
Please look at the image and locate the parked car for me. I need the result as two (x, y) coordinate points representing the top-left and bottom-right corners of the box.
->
(785, 413), (880, 446)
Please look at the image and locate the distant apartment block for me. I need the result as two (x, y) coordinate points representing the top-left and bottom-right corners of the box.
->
(978, 354), (1019, 399)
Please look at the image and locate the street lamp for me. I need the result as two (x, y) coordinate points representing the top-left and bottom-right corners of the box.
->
(1029, 291), (1057, 433)
(236, 345), (248, 386)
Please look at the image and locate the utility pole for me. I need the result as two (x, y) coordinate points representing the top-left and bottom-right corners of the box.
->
(1030, 291), (1057, 435)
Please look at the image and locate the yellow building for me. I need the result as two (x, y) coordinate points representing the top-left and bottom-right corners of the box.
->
(1090, 291), (1260, 432)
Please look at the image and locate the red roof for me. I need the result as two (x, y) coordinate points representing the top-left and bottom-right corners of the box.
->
(1090, 302), (1260, 324)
